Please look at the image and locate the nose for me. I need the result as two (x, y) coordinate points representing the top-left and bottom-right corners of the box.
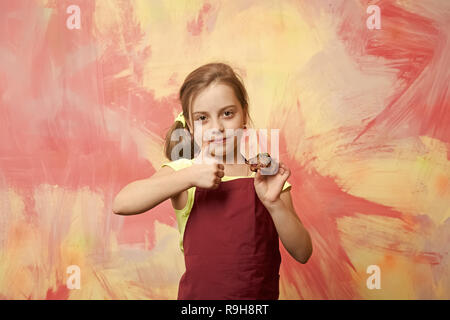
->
(211, 117), (224, 133)
(207, 118), (225, 140)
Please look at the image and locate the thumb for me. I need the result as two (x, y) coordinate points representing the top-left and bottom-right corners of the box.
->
(254, 168), (263, 183)
(198, 141), (216, 164)
(194, 142), (207, 164)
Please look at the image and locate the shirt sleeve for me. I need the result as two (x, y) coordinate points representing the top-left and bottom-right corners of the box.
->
(161, 161), (177, 171)
(160, 158), (193, 171)
(160, 158), (195, 217)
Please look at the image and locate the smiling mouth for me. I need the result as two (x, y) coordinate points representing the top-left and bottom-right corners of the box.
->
(209, 137), (228, 143)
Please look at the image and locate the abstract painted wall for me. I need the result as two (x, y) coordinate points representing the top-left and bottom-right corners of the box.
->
(0, 0), (448, 299)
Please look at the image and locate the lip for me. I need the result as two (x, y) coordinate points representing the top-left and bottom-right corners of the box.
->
(209, 137), (227, 144)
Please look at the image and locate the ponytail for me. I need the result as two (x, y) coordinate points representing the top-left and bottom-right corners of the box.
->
(163, 116), (197, 161)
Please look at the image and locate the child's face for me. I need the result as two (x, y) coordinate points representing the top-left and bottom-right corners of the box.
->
(190, 83), (246, 160)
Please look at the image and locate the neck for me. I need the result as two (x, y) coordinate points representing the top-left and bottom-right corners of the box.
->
(221, 150), (250, 176)
(215, 148), (246, 165)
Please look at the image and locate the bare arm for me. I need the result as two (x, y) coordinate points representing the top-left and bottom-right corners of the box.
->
(265, 189), (313, 264)
(112, 166), (194, 216)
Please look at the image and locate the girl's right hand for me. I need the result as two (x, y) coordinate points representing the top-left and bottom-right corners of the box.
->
(188, 161), (224, 189)
(188, 143), (225, 189)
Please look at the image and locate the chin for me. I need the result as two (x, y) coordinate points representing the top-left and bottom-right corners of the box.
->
(215, 146), (241, 162)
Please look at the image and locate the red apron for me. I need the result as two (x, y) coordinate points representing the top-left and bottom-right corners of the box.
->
(177, 177), (281, 300)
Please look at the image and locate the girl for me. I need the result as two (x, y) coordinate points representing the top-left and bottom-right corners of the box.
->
(113, 62), (312, 300)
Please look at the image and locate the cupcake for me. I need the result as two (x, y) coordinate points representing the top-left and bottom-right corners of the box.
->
(245, 152), (272, 172)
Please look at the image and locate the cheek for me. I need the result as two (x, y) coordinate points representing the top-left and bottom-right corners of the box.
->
(226, 136), (239, 151)
(199, 125), (213, 138)
(228, 117), (243, 127)
(192, 125), (208, 142)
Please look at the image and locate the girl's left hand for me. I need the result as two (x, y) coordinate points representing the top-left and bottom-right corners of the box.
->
(254, 161), (291, 206)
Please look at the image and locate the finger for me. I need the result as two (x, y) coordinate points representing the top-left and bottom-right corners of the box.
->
(218, 170), (225, 178)
(214, 163), (224, 176)
(199, 142), (213, 161)
(255, 168), (264, 182)
(284, 167), (291, 177)
(204, 153), (219, 165)
(207, 157), (219, 165)
(194, 142), (210, 164)
(277, 161), (287, 173)
(279, 162), (290, 176)
(254, 168), (261, 181)
(280, 162), (289, 172)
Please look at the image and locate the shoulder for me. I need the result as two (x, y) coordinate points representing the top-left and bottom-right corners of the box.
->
(160, 158), (194, 171)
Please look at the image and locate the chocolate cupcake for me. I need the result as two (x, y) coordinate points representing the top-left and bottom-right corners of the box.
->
(245, 152), (272, 172)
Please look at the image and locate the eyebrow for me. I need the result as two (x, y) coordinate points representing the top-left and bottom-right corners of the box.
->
(192, 105), (237, 115)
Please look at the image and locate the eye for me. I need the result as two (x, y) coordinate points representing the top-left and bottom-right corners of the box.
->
(224, 110), (234, 117)
(197, 115), (207, 121)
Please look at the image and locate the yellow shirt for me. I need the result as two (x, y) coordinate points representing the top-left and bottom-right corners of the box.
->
(161, 158), (292, 252)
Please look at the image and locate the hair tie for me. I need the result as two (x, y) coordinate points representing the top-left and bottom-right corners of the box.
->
(175, 111), (186, 127)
